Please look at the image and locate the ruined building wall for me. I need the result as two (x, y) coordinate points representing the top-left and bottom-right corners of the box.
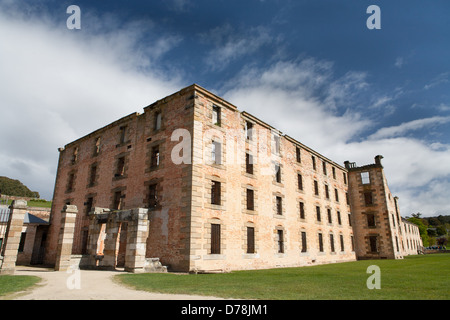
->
(46, 84), (419, 272)
(45, 87), (196, 270)
(346, 156), (422, 260)
(187, 87), (356, 271)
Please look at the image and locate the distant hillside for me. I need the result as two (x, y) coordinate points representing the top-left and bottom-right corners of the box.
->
(0, 176), (40, 198)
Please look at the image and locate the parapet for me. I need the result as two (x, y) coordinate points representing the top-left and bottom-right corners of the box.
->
(344, 155), (384, 171)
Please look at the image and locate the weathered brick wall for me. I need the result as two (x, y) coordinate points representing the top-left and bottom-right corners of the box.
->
(345, 156), (421, 260)
(46, 84), (418, 272)
(45, 87), (195, 270)
(188, 87), (356, 272)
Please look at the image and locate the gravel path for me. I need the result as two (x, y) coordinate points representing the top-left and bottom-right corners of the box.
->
(11, 266), (224, 300)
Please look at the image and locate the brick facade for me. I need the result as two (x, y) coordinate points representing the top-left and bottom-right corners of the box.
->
(44, 84), (422, 272)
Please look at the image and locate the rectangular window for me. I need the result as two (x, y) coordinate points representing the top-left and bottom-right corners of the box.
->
(314, 180), (319, 196)
(277, 230), (284, 253)
(327, 208), (332, 223)
(148, 184), (157, 208)
(119, 126), (127, 144)
(343, 172), (347, 184)
(299, 202), (305, 219)
(276, 196), (282, 215)
(151, 146), (160, 168)
(330, 234), (335, 252)
(337, 211), (342, 225)
(296, 147), (301, 163)
(212, 106), (221, 126)
(245, 121), (253, 140)
(322, 161), (327, 175)
(246, 189), (254, 211)
(18, 232), (26, 252)
(94, 137), (101, 155)
(67, 173), (75, 192)
(318, 233), (324, 252)
(346, 192), (349, 205)
(154, 111), (162, 130)
(348, 213), (352, 226)
(301, 231), (307, 252)
(334, 188), (339, 202)
(71, 147), (78, 164)
(211, 181), (221, 205)
(211, 224), (221, 254)
(89, 165), (97, 187)
(340, 234), (345, 252)
(116, 157), (125, 176)
(297, 174), (303, 190)
(361, 171), (370, 184)
(325, 184), (330, 199)
(316, 206), (321, 222)
(367, 213), (376, 227)
(85, 197), (93, 215)
(312, 156), (316, 170)
(332, 167), (336, 179)
(275, 164), (281, 183)
(351, 236), (355, 251)
(272, 134), (281, 155)
(245, 153), (253, 174)
(113, 191), (123, 210)
(364, 192), (373, 205)
(369, 236), (378, 253)
(211, 141), (222, 165)
(247, 227), (255, 254)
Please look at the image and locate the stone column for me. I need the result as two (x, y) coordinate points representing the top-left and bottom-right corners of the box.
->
(124, 208), (149, 273)
(0, 200), (27, 275)
(54, 205), (78, 271)
(85, 210), (104, 268)
(99, 213), (120, 270)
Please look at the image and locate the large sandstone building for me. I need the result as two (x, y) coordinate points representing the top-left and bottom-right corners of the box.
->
(43, 84), (422, 272)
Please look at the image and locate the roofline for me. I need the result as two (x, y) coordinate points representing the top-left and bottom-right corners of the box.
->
(58, 84), (351, 171)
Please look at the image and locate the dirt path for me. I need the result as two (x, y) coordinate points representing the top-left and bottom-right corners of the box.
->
(11, 266), (224, 300)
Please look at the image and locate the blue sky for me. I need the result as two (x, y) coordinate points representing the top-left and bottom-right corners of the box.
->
(0, 0), (449, 217)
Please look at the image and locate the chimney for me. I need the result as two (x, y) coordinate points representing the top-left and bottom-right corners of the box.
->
(374, 155), (384, 166)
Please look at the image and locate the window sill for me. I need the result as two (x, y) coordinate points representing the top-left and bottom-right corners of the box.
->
(203, 254), (226, 260)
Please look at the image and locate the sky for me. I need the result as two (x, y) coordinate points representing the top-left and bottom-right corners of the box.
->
(0, 0), (449, 217)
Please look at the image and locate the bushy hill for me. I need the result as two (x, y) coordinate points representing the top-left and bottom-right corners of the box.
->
(0, 176), (40, 198)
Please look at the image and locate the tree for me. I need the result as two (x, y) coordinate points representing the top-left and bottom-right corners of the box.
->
(0, 176), (40, 198)
(437, 237), (447, 247)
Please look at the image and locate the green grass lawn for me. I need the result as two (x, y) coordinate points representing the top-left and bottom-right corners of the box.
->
(3, 199), (52, 208)
(0, 275), (41, 298)
(117, 254), (450, 300)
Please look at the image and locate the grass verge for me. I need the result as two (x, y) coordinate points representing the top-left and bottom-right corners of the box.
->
(116, 254), (449, 300)
(0, 275), (41, 299)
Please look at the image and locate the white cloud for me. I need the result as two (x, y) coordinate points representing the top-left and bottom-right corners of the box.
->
(394, 57), (404, 68)
(424, 72), (449, 90)
(368, 116), (450, 140)
(0, 4), (183, 199)
(201, 24), (277, 71)
(221, 59), (450, 217)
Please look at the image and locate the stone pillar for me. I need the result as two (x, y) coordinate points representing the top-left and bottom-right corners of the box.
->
(99, 213), (120, 270)
(124, 208), (149, 273)
(0, 200), (27, 275)
(54, 205), (78, 271)
(85, 211), (104, 268)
